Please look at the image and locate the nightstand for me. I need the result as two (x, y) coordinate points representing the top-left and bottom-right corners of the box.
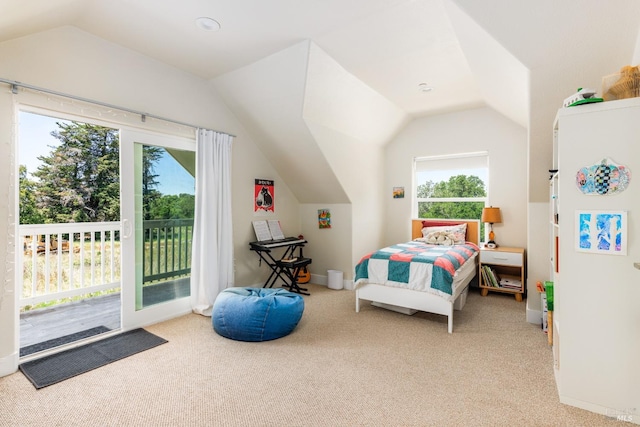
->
(479, 246), (525, 301)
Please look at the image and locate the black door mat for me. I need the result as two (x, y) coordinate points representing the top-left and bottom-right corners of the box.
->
(19, 328), (167, 389)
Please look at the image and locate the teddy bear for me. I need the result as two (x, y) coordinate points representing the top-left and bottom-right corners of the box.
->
(425, 231), (456, 246)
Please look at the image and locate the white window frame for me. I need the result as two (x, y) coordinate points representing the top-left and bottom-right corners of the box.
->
(413, 152), (489, 218)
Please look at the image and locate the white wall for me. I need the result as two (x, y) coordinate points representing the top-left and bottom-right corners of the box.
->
(384, 107), (528, 271)
(235, 175), (301, 289)
(526, 202), (549, 320)
(212, 41), (348, 205)
(384, 106), (537, 315)
(305, 121), (385, 281)
(299, 203), (352, 285)
(215, 41), (396, 283)
(383, 107), (532, 314)
(0, 26), (302, 376)
(303, 43), (399, 280)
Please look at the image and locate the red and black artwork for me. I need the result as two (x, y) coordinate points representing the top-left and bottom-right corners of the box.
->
(254, 179), (274, 213)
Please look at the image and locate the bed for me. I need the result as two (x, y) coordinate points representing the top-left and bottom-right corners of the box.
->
(354, 219), (480, 333)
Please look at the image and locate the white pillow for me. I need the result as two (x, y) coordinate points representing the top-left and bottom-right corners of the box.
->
(421, 223), (467, 244)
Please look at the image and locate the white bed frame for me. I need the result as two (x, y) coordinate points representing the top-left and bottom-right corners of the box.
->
(355, 219), (480, 334)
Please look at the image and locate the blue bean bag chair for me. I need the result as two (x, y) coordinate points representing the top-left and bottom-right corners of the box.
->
(212, 287), (304, 342)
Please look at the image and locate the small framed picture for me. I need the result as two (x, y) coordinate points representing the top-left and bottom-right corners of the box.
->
(318, 209), (331, 229)
(575, 210), (627, 255)
(254, 179), (274, 214)
(393, 187), (405, 198)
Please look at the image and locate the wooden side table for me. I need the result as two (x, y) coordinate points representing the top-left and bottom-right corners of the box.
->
(479, 246), (525, 301)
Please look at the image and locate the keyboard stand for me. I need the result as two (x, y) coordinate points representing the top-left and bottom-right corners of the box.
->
(249, 238), (312, 295)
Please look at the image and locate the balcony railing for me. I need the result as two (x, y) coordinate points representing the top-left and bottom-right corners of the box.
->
(19, 219), (193, 309)
(143, 219), (193, 283)
(19, 222), (121, 307)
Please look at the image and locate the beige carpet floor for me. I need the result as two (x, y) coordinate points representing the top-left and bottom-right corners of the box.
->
(0, 284), (624, 426)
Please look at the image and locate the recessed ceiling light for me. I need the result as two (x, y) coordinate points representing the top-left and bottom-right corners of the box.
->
(418, 83), (434, 92)
(196, 17), (221, 32)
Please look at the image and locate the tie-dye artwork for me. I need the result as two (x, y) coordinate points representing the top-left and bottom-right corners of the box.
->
(576, 210), (627, 255)
(575, 158), (631, 195)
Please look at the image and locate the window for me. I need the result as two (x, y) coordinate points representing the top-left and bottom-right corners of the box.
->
(414, 152), (488, 238)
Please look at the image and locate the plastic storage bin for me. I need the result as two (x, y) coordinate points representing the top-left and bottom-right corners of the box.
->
(327, 270), (343, 290)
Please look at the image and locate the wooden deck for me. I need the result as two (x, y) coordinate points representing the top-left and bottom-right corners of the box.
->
(20, 293), (121, 349)
(20, 278), (190, 351)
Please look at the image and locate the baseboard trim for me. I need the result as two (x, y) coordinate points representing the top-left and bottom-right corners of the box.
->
(0, 350), (18, 378)
(309, 274), (354, 291)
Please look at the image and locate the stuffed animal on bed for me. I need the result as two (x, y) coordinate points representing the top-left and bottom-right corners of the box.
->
(425, 231), (457, 246)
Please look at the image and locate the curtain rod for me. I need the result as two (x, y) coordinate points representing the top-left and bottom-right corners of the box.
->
(0, 78), (236, 138)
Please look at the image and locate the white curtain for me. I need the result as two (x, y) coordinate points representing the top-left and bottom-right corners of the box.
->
(190, 128), (234, 316)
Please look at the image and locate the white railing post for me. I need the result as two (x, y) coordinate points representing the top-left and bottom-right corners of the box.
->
(90, 231), (95, 289)
(80, 233), (85, 290)
(100, 230), (105, 286)
(110, 230), (115, 283)
(44, 234), (50, 295)
(56, 232), (63, 292)
(30, 237), (37, 299)
(68, 235), (74, 292)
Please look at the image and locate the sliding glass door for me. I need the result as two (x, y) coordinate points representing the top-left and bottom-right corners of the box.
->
(120, 130), (195, 329)
(17, 110), (122, 354)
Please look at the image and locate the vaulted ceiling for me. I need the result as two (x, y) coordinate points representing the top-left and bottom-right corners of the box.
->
(0, 0), (504, 121)
(3, 0), (640, 202)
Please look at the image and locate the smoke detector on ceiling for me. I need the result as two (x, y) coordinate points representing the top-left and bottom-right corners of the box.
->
(195, 17), (221, 32)
(418, 83), (434, 92)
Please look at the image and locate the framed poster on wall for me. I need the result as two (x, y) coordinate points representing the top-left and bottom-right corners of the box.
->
(254, 179), (274, 214)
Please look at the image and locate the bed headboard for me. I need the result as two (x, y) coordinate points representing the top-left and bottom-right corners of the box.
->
(411, 219), (480, 246)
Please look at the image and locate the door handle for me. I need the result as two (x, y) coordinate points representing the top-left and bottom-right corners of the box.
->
(122, 219), (132, 239)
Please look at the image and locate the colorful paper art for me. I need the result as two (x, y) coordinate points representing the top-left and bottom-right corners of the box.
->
(575, 210), (627, 255)
(575, 158), (631, 195)
(318, 209), (331, 229)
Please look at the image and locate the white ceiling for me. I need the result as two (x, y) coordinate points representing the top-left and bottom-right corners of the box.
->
(4, 0), (640, 204)
(2, 0), (640, 130)
(0, 0), (486, 119)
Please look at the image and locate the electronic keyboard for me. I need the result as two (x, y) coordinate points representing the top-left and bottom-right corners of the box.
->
(249, 237), (306, 249)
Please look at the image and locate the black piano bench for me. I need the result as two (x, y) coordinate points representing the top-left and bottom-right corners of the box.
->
(275, 257), (312, 295)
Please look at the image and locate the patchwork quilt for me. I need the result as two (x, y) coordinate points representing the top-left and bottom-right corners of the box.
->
(354, 241), (479, 300)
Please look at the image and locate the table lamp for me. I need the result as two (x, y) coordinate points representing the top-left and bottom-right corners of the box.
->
(481, 206), (502, 248)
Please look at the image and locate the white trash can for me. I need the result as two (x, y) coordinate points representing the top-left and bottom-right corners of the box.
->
(327, 270), (344, 290)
